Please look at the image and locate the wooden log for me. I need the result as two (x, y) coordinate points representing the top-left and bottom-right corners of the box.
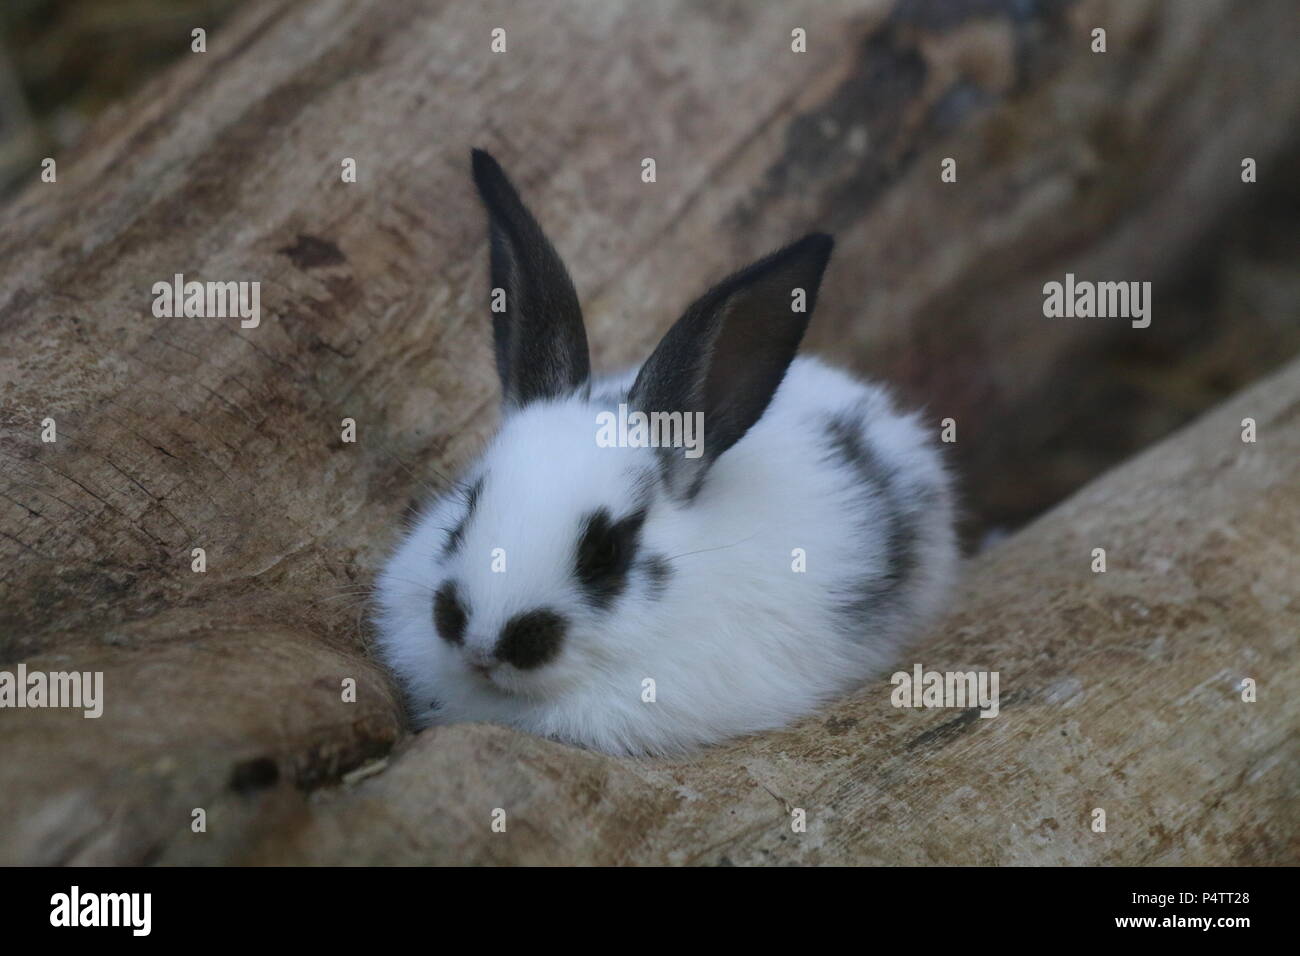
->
(241, 356), (1300, 865)
(1, 0), (1297, 864)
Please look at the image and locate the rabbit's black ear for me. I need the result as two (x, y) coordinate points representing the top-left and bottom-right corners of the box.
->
(471, 149), (590, 407)
(629, 234), (833, 498)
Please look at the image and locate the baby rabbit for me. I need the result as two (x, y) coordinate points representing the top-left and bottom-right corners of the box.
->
(374, 149), (958, 757)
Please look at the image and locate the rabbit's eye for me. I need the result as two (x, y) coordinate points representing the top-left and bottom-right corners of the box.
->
(575, 507), (647, 608)
(433, 580), (468, 644)
(593, 532), (620, 570)
(577, 517), (621, 579)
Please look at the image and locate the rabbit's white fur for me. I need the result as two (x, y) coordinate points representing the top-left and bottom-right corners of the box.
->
(376, 356), (957, 756)
(373, 149), (958, 757)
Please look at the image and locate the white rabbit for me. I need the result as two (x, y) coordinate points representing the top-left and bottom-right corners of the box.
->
(374, 149), (958, 757)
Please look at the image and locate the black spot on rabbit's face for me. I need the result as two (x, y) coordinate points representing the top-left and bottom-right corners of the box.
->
(574, 507), (647, 608)
(433, 580), (468, 645)
(496, 608), (567, 670)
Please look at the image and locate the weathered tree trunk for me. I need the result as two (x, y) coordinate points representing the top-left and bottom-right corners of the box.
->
(1, 0), (1297, 864)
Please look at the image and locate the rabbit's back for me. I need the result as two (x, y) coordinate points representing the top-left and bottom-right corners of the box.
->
(691, 356), (959, 661)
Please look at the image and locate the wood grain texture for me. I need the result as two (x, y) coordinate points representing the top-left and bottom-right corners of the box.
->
(0, 0), (1297, 864)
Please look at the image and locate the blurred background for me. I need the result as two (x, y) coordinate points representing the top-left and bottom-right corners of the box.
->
(1, 0), (1297, 546)
(0, 1), (241, 191)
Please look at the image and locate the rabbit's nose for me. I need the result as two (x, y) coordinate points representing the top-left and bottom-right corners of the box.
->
(464, 646), (497, 674)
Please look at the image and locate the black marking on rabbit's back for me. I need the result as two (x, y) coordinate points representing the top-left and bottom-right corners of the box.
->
(819, 408), (922, 624)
